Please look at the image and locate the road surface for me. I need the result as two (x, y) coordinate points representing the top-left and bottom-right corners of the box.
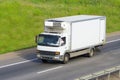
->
(0, 33), (120, 80)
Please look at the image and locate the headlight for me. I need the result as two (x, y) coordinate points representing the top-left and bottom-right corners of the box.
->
(55, 52), (60, 55)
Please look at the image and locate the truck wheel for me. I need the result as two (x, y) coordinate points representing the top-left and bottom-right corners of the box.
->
(88, 48), (94, 57)
(41, 59), (48, 63)
(62, 54), (69, 64)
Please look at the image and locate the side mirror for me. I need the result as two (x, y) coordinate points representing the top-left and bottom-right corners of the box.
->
(35, 35), (38, 43)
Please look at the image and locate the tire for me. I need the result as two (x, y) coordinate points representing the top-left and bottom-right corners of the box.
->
(62, 54), (69, 64)
(88, 48), (94, 57)
(41, 59), (48, 63)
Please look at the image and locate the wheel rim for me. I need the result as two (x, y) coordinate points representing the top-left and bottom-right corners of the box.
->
(90, 49), (94, 57)
(64, 54), (69, 63)
(65, 56), (68, 62)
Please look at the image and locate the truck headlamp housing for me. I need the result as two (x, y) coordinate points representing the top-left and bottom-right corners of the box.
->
(55, 52), (60, 55)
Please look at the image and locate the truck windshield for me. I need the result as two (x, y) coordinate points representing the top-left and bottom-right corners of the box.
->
(37, 34), (60, 47)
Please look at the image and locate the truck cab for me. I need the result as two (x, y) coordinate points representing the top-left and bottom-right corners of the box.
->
(36, 20), (70, 63)
(36, 33), (67, 61)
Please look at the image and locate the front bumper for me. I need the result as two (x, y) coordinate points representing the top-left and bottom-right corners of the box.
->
(37, 54), (64, 61)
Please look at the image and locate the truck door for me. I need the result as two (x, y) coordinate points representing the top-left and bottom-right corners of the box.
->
(100, 19), (106, 43)
(59, 37), (67, 55)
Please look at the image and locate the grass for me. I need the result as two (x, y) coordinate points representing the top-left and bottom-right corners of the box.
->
(0, 0), (120, 54)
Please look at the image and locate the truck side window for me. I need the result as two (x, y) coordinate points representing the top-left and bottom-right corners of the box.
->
(61, 37), (66, 46)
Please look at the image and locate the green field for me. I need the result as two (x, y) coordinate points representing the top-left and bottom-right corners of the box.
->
(0, 0), (120, 54)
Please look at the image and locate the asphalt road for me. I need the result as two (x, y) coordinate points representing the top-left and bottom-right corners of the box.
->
(0, 34), (120, 80)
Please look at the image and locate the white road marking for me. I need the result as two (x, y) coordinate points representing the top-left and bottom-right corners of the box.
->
(106, 39), (120, 44)
(37, 66), (63, 74)
(0, 58), (37, 69)
(0, 38), (120, 69)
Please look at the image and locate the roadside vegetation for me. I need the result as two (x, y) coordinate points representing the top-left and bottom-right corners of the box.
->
(0, 0), (120, 54)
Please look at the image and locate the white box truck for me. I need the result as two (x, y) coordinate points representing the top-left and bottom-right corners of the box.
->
(36, 15), (106, 63)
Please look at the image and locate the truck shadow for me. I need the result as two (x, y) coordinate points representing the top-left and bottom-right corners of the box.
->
(17, 47), (39, 62)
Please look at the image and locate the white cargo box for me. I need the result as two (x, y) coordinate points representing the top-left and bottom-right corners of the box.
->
(46, 15), (106, 51)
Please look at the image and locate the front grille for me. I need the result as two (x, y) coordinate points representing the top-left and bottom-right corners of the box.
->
(42, 56), (53, 60)
(39, 51), (56, 56)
